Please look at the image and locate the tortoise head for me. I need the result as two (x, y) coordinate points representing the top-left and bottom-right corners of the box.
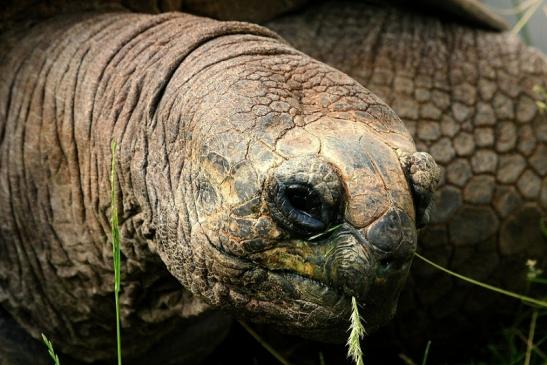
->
(149, 39), (440, 341)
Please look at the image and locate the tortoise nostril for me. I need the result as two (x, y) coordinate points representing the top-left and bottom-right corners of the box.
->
(378, 255), (406, 275)
(367, 209), (404, 252)
(367, 208), (417, 275)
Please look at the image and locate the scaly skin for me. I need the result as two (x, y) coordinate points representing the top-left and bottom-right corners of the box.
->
(267, 0), (547, 352)
(0, 8), (440, 363)
(0, 11), (259, 363)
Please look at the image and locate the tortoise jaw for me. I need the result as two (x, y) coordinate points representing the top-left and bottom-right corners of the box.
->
(248, 226), (375, 303)
(245, 221), (415, 333)
(248, 238), (338, 288)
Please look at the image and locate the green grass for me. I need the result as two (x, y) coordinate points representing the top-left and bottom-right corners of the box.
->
(484, 289), (546, 365)
(420, 341), (431, 365)
(483, 224), (547, 365)
(238, 320), (292, 365)
(414, 253), (547, 309)
(509, 0), (544, 43)
(40, 142), (124, 365)
(534, 85), (547, 114)
(309, 224), (343, 241)
(110, 140), (123, 365)
(41, 333), (60, 365)
(347, 297), (366, 365)
(238, 296), (366, 365)
(413, 221), (547, 365)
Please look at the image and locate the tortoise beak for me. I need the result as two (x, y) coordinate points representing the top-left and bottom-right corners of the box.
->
(248, 225), (373, 299)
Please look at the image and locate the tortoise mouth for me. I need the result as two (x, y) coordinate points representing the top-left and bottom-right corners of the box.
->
(198, 221), (410, 337)
(267, 267), (349, 308)
(247, 226), (376, 302)
(241, 223), (414, 333)
(244, 249), (401, 341)
(245, 235), (352, 313)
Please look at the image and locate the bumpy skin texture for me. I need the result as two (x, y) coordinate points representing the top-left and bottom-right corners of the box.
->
(0, 7), (440, 363)
(0, 11), (257, 362)
(267, 0), (547, 349)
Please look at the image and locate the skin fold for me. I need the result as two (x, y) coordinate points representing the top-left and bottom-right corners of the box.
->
(0, 5), (440, 363)
(267, 0), (547, 352)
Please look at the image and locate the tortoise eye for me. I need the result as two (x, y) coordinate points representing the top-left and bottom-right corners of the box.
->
(286, 184), (323, 220)
(273, 183), (328, 235)
(266, 157), (343, 237)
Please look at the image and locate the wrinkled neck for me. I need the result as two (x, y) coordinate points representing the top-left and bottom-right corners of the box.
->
(0, 10), (283, 357)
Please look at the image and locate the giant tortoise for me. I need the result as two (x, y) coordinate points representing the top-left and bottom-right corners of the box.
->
(0, 0), (545, 364)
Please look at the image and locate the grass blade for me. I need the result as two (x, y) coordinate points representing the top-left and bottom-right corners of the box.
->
(540, 217), (547, 238)
(347, 296), (366, 365)
(319, 351), (326, 365)
(110, 141), (122, 365)
(511, 0), (542, 42)
(415, 253), (547, 309)
(238, 320), (292, 365)
(41, 333), (61, 365)
(308, 224), (343, 241)
(421, 341), (431, 365)
(524, 310), (538, 365)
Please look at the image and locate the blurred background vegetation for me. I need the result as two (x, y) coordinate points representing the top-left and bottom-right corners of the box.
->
(483, 0), (546, 51)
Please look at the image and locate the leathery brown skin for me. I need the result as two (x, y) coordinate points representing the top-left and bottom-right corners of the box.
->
(267, 1), (547, 352)
(0, 8), (440, 363)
